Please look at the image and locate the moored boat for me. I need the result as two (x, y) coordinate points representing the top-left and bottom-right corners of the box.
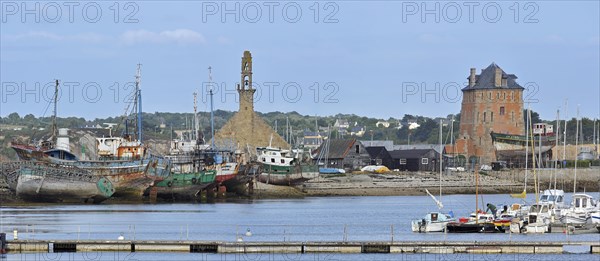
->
(411, 212), (453, 232)
(559, 193), (597, 227)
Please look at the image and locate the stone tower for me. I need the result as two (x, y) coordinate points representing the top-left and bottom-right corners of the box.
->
(214, 51), (289, 153)
(455, 63), (525, 164)
(238, 51), (255, 112)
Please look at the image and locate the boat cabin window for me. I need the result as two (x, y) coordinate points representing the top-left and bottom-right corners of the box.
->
(557, 196), (563, 202)
(582, 199), (587, 208)
(541, 195), (548, 201)
(431, 213), (438, 221)
(530, 205), (540, 212)
(271, 158), (275, 163)
(280, 159), (285, 164)
(262, 158), (266, 162)
(541, 205), (548, 212)
(575, 198), (581, 208)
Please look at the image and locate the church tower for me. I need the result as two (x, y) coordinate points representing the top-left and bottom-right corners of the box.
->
(213, 51), (289, 153)
(238, 51), (256, 112)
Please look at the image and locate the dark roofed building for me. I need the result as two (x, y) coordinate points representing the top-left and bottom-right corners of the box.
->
(365, 146), (393, 168)
(314, 138), (370, 171)
(462, 63), (524, 91)
(389, 149), (443, 172)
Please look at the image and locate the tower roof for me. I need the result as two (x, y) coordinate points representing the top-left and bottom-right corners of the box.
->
(462, 63), (524, 91)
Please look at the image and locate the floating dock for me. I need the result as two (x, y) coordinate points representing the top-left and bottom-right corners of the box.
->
(3, 240), (600, 254)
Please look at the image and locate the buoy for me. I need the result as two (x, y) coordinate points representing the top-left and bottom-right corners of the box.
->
(236, 236), (243, 242)
(118, 233), (124, 240)
(245, 228), (252, 237)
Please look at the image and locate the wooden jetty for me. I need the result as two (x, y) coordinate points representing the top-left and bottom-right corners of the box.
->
(3, 239), (600, 254)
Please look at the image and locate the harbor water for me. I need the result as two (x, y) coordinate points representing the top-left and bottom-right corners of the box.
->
(2, 193), (599, 260)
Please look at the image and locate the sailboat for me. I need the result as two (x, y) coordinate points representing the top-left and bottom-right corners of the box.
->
(411, 119), (455, 232)
(317, 126), (345, 174)
(559, 106), (598, 227)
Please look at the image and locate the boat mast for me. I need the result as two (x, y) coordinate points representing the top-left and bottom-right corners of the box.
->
(135, 64), (143, 144)
(193, 91), (198, 142)
(51, 79), (59, 144)
(529, 108), (538, 203)
(451, 115), (455, 167)
(209, 66), (215, 150)
(574, 105), (580, 193)
(554, 109), (560, 190)
(524, 104), (530, 194)
(439, 119), (443, 203)
(563, 99), (568, 167)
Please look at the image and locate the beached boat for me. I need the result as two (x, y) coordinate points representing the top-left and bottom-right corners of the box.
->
(257, 146), (319, 186)
(12, 161), (114, 203)
(11, 70), (171, 200)
(149, 170), (216, 201)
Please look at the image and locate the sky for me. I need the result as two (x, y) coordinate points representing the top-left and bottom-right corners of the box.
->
(1, 1), (599, 122)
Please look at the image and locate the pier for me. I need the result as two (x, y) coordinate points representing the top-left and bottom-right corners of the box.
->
(3, 239), (600, 255)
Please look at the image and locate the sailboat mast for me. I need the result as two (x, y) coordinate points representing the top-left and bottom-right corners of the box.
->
(574, 105), (580, 193)
(554, 109), (560, 190)
(524, 105), (530, 193)
(51, 80), (59, 143)
(209, 66), (215, 150)
(439, 119), (443, 202)
(563, 99), (568, 164)
(135, 64), (143, 144)
(529, 108), (538, 203)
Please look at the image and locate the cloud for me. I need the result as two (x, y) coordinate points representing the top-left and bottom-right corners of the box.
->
(2, 31), (106, 43)
(120, 29), (206, 45)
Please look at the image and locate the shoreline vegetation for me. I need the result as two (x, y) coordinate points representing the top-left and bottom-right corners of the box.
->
(2, 168), (598, 205)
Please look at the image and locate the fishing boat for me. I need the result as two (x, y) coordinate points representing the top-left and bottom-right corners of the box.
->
(11, 69), (171, 199)
(257, 145), (319, 186)
(12, 161), (114, 203)
(149, 170), (216, 201)
(559, 193), (597, 226)
(411, 212), (453, 233)
(525, 203), (553, 233)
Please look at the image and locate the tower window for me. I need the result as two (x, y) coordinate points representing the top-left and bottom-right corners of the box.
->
(491, 112), (494, 122)
(483, 112), (486, 122)
(500, 107), (505, 115)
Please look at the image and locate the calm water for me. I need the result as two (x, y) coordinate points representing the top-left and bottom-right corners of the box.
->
(2, 193), (599, 260)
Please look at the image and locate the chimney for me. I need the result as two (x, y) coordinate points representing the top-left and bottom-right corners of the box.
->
(469, 68), (476, 87)
(494, 67), (502, 87)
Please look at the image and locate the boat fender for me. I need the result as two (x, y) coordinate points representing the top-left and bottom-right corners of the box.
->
(167, 181), (173, 187)
(191, 178), (197, 184)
